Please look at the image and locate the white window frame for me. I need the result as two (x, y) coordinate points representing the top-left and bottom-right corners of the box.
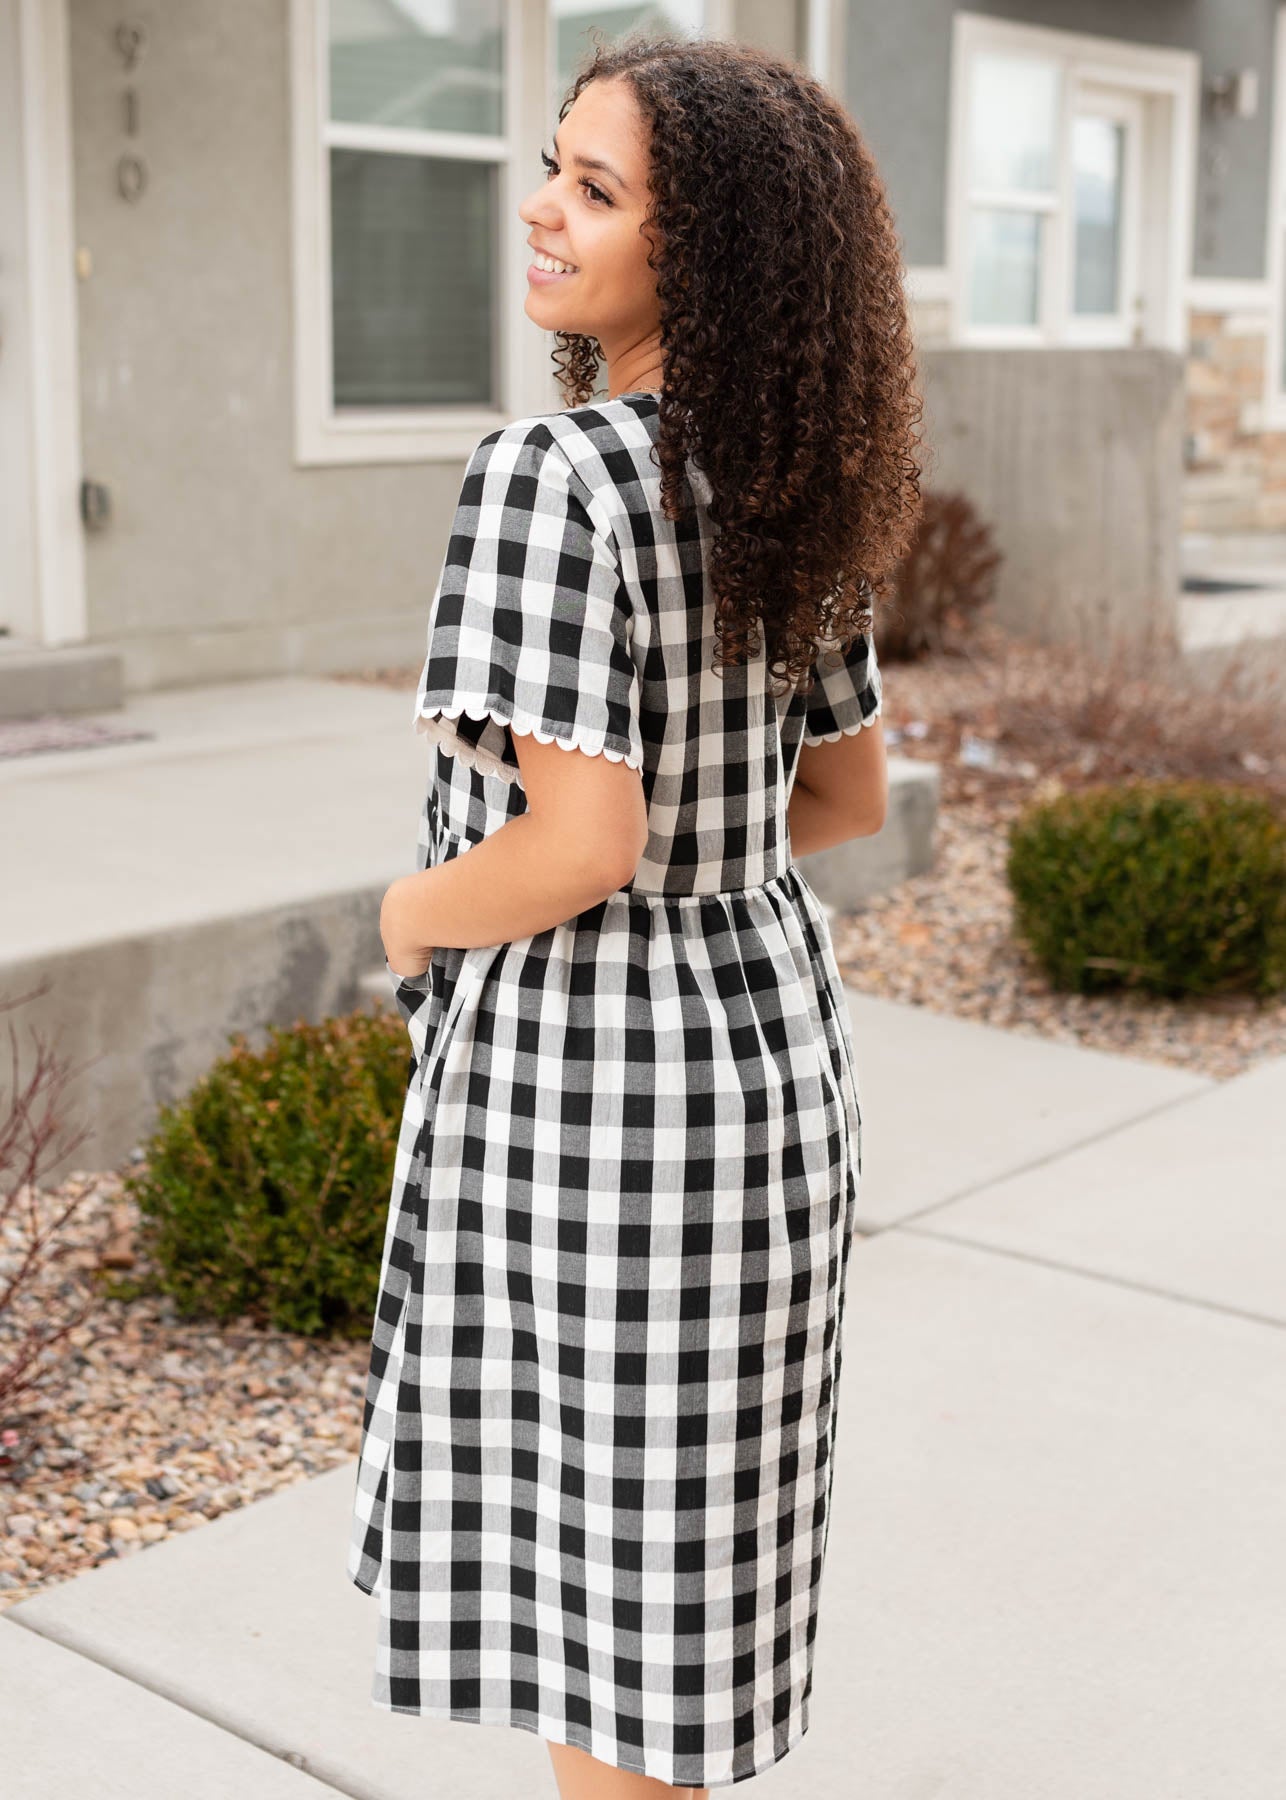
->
(1264, 5), (1286, 430)
(290, 0), (739, 466)
(290, 0), (553, 466)
(945, 12), (1198, 353)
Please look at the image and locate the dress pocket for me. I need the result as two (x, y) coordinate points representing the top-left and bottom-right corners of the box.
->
(384, 956), (444, 1082)
(385, 954), (432, 1020)
(400, 944), (494, 1080)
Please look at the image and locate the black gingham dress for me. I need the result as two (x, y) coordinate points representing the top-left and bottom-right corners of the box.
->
(347, 391), (883, 1789)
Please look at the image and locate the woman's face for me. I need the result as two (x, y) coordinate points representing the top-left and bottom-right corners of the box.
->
(518, 78), (660, 359)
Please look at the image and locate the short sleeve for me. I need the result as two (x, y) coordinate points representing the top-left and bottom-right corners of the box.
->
(412, 425), (646, 793)
(800, 628), (883, 744)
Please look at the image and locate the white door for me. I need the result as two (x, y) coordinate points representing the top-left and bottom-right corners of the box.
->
(1063, 82), (1146, 347)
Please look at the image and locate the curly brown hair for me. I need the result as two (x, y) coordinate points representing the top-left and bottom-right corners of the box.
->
(550, 32), (926, 697)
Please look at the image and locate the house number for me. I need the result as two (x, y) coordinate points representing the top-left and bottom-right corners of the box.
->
(115, 21), (148, 203)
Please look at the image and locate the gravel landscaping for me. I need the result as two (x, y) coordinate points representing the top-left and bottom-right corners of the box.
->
(827, 623), (1284, 1081)
(0, 1168), (366, 1610)
(3, 627), (1281, 1609)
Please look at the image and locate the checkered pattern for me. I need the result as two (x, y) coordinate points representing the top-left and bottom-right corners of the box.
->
(348, 394), (882, 1789)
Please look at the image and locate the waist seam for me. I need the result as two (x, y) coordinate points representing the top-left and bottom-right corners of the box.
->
(620, 866), (800, 903)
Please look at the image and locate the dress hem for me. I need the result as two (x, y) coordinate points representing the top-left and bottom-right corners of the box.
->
(365, 1694), (813, 1789)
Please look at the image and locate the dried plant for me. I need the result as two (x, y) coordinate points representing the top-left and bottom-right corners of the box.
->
(0, 981), (100, 1462)
(985, 606), (1286, 798)
(877, 490), (1003, 662)
(881, 577), (1285, 810)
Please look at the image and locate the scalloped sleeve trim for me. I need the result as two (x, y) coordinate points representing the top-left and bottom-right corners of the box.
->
(800, 648), (884, 745)
(414, 697), (645, 793)
(800, 692), (884, 745)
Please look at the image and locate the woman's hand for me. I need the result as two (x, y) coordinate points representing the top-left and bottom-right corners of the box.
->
(380, 875), (435, 981)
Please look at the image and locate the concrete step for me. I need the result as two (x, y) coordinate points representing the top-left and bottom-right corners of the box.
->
(0, 675), (932, 1185)
(1176, 532), (1286, 693)
(798, 755), (939, 913)
(0, 640), (125, 721)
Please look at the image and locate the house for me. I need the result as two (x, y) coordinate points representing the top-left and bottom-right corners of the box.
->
(2, 0), (1281, 716)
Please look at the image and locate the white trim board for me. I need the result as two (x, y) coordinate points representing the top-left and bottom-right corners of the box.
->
(4, 0), (86, 647)
(1264, 5), (1286, 428)
(904, 264), (951, 303)
(1187, 277), (1272, 314)
(912, 270), (1270, 318)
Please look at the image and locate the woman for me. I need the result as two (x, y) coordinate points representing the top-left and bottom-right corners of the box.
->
(348, 31), (923, 1798)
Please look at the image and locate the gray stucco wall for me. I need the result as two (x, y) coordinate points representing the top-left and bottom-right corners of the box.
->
(67, 0), (807, 690)
(845, 0), (1277, 281)
(70, 0), (462, 690)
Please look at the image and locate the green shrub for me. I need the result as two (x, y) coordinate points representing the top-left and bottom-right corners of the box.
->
(116, 1007), (410, 1337)
(1006, 779), (1286, 999)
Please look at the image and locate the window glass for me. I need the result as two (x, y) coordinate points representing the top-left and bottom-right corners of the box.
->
(328, 0), (506, 137)
(969, 50), (1060, 193)
(330, 149), (496, 407)
(968, 207), (1041, 326)
(551, 1), (706, 108)
(1072, 113), (1123, 316)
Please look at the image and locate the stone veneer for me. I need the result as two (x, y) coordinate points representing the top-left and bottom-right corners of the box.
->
(906, 291), (1286, 536)
(1184, 306), (1286, 533)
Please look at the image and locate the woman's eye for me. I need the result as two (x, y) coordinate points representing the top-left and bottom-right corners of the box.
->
(539, 150), (611, 206)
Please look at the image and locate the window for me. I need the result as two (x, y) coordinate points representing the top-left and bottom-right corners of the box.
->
(946, 14), (1196, 350)
(292, 0), (732, 464)
(328, 5), (504, 412)
(964, 48), (1059, 334)
(291, 0), (530, 465)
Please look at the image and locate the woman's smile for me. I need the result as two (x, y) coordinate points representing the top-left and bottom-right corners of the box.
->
(527, 253), (581, 285)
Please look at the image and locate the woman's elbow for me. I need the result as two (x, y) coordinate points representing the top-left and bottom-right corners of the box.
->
(570, 824), (649, 898)
(849, 783), (889, 838)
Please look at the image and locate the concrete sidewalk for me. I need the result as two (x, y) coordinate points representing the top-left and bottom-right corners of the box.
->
(5, 993), (1284, 1800)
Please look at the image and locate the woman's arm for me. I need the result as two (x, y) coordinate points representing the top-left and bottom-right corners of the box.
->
(787, 717), (888, 858)
(381, 731), (649, 968)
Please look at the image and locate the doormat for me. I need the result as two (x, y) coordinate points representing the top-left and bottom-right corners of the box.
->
(0, 714), (156, 760)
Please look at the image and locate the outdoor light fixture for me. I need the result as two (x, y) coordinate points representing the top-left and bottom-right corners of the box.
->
(1205, 69), (1258, 120)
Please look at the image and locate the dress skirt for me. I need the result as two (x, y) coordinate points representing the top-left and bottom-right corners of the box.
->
(348, 862), (864, 1790)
